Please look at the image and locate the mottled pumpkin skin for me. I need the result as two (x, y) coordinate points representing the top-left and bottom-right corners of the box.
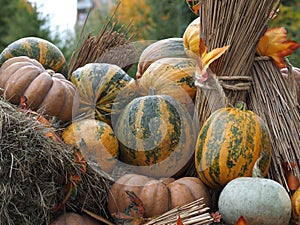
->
(108, 174), (211, 218)
(0, 56), (78, 122)
(183, 17), (200, 59)
(70, 63), (133, 125)
(115, 94), (197, 178)
(292, 186), (300, 223)
(195, 106), (272, 190)
(62, 119), (119, 173)
(136, 38), (188, 78)
(141, 57), (197, 100)
(0, 37), (68, 77)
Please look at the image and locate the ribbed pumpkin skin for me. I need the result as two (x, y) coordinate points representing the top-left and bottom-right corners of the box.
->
(136, 38), (188, 78)
(108, 174), (211, 218)
(281, 66), (300, 105)
(0, 56), (78, 122)
(70, 63), (133, 125)
(141, 57), (197, 100)
(195, 106), (272, 190)
(62, 119), (119, 173)
(183, 17), (200, 59)
(115, 94), (196, 178)
(0, 37), (68, 77)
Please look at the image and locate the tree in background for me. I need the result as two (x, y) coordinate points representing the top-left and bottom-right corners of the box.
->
(0, 0), (74, 63)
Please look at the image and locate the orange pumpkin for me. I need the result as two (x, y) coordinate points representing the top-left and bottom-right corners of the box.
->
(0, 56), (78, 122)
(108, 173), (211, 218)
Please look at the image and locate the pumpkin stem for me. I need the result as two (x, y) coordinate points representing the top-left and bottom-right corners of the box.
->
(149, 86), (156, 96)
(235, 101), (247, 111)
(252, 151), (265, 178)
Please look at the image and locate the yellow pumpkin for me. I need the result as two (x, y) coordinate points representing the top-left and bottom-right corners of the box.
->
(183, 17), (200, 59)
(292, 187), (300, 223)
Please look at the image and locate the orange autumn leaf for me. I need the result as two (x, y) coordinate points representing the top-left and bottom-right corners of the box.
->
(256, 27), (300, 68)
(177, 215), (184, 225)
(199, 38), (230, 71)
(236, 216), (247, 225)
(282, 161), (300, 191)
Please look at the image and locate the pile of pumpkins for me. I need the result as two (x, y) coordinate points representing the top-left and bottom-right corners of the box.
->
(0, 16), (299, 225)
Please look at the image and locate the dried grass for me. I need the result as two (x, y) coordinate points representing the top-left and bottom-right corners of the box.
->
(0, 97), (111, 225)
(68, 2), (137, 78)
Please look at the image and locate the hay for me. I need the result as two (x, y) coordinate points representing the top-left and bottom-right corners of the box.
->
(248, 56), (300, 193)
(0, 97), (111, 225)
(68, 2), (137, 78)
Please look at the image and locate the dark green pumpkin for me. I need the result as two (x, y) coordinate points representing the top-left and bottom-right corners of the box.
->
(115, 90), (197, 178)
(195, 102), (272, 190)
(70, 63), (133, 125)
(0, 37), (68, 77)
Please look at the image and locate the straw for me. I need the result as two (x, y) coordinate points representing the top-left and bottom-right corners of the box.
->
(248, 56), (300, 193)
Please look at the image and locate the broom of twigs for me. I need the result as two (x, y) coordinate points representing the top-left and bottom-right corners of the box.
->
(194, 0), (279, 127)
(248, 57), (300, 194)
(68, 1), (137, 79)
(145, 198), (213, 225)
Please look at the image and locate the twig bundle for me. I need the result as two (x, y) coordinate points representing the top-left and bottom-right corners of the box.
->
(194, 0), (278, 126)
(68, 3), (137, 78)
(248, 57), (300, 193)
(145, 198), (213, 225)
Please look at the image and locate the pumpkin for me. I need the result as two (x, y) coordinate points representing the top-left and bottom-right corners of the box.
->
(0, 56), (78, 122)
(195, 102), (272, 190)
(218, 156), (292, 225)
(280, 66), (300, 105)
(62, 119), (119, 173)
(114, 90), (197, 178)
(51, 212), (104, 225)
(0, 37), (68, 77)
(291, 186), (300, 223)
(70, 63), (133, 125)
(108, 173), (211, 218)
(183, 17), (200, 59)
(136, 38), (188, 78)
(139, 57), (197, 100)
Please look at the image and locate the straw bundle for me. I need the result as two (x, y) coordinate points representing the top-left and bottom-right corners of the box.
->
(194, 0), (279, 126)
(248, 57), (300, 193)
(145, 198), (213, 225)
(68, 3), (137, 78)
(0, 97), (112, 225)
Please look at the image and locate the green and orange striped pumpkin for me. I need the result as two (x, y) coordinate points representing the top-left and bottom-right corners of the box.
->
(195, 102), (272, 190)
(115, 89), (197, 178)
(70, 63), (134, 125)
(136, 38), (188, 79)
(140, 57), (197, 100)
(0, 37), (68, 77)
(62, 118), (119, 173)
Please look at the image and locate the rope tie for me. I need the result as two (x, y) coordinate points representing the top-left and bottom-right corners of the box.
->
(218, 76), (253, 91)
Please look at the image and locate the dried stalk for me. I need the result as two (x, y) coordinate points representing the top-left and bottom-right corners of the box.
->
(248, 56), (300, 194)
(145, 198), (213, 225)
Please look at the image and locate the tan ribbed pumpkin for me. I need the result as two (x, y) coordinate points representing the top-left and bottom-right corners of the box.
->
(108, 173), (211, 218)
(136, 38), (188, 78)
(280, 66), (300, 105)
(0, 56), (78, 122)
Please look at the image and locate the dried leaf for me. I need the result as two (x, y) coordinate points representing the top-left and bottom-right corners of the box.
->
(256, 27), (300, 68)
(176, 215), (184, 225)
(236, 216), (247, 225)
(112, 191), (145, 225)
(196, 38), (230, 83)
(282, 161), (300, 191)
(185, 0), (200, 15)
